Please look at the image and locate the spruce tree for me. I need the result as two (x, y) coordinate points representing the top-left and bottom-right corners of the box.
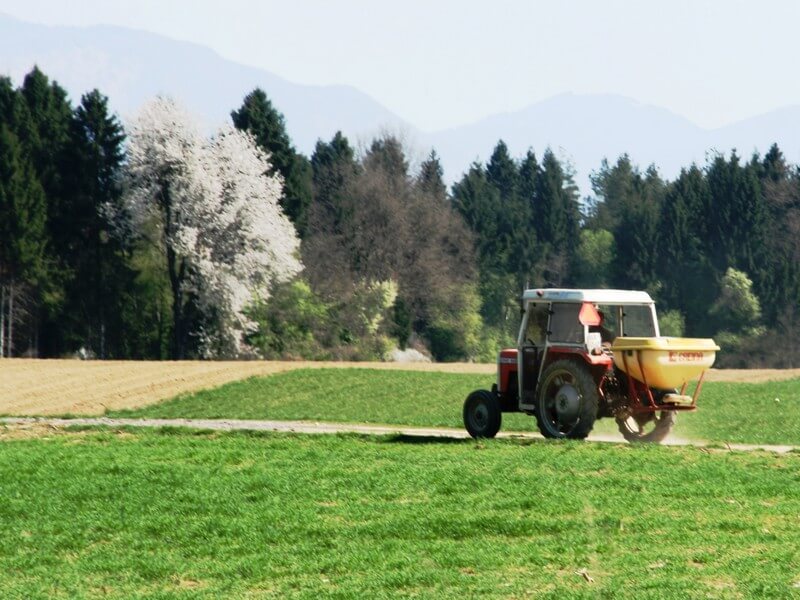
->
(231, 88), (312, 235)
(533, 149), (581, 284)
(363, 135), (409, 194)
(60, 90), (130, 357)
(20, 67), (72, 208)
(0, 125), (47, 356)
(657, 166), (715, 333)
(416, 150), (447, 201)
(304, 131), (360, 291)
(486, 140), (518, 203)
(310, 131), (358, 211)
(588, 155), (637, 231)
(511, 150), (540, 286)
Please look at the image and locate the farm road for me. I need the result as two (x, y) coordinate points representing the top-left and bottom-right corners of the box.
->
(1, 416), (796, 454)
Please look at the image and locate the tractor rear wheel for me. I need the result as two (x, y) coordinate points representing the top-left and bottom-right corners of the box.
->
(534, 360), (599, 440)
(463, 389), (502, 439)
(616, 410), (676, 443)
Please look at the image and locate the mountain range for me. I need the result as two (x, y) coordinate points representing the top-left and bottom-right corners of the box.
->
(2, 13), (799, 192)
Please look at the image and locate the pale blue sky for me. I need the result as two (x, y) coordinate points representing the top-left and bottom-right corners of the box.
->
(1, 0), (797, 132)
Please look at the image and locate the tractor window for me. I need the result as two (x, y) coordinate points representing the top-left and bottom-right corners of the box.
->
(595, 304), (620, 342)
(548, 303), (583, 344)
(525, 304), (549, 345)
(621, 305), (657, 337)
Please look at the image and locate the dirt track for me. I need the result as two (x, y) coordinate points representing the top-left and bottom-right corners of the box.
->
(1, 358), (798, 416)
(1, 416), (796, 454)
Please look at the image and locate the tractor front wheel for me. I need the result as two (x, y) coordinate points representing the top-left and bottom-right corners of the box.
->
(616, 410), (676, 443)
(463, 389), (502, 439)
(534, 360), (599, 440)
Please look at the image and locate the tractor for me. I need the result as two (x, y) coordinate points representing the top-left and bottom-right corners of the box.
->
(463, 288), (719, 443)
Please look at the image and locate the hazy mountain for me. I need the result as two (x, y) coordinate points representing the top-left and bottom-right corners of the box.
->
(2, 13), (800, 193)
(0, 13), (411, 153)
(426, 93), (800, 192)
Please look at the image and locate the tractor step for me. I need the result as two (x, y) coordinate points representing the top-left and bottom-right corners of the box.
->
(661, 393), (694, 406)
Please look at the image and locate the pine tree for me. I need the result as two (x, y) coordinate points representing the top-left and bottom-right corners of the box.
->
(705, 152), (767, 281)
(452, 162), (503, 268)
(486, 140), (518, 202)
(17, 67), (74, 355)
(59, 90), (130, 357)
(304, 132), (360, 292)
(588, 155), (637, 231)
(416, 150), (447, 201)
(511, 150), (540, 286)
(761, 143), (787, 183)
(311, 132), (358, 198)
(0, 125), (47, 356)
(452, 161), (514, 326)
(657, 166), (716, 333)
(231, 88), (312, 235)
(609, 164), (664, 292)
(20, 67), (72, 207)
(533, 149), (581, 284)
(754, 144), (800, 325)
(363, 135), (409, 194)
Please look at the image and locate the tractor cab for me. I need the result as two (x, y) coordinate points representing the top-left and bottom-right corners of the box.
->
(464, 288), (719, 443)
(510, 288), (659, 411)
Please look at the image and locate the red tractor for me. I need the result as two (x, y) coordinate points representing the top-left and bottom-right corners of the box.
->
(463, 288), (719, 443)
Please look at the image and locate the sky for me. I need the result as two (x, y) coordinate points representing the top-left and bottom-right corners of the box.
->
(1, 0), (798, 132)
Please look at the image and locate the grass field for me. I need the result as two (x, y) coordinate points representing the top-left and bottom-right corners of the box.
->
(114, 368), (800, 446)
(0, 359), (496, 416)
(2, 357), (799, 416)
(1, 428), (798, 599)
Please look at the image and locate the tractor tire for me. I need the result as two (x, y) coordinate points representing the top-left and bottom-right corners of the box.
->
(463, 389), (502, 439)
(616, 410), (676, 444)
(534, 359), (599, 440)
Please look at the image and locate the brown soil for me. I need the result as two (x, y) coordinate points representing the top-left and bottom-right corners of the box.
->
(0, 358), (796, 416)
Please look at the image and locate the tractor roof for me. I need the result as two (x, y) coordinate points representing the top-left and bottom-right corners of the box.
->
(523, 288), (654, 305)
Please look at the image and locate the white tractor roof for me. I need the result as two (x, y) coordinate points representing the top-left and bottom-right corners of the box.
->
(523, 288), (654, 305)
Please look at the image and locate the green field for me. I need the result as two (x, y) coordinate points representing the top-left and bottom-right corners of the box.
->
(114, 368), (800, 445)
(1, 428), (799, 599)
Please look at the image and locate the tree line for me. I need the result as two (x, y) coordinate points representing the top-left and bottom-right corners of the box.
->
(0, 66), (798, 365)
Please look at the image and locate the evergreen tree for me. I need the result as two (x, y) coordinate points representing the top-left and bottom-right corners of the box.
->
(416, 150), (447, 201)
(0, 77), (20, 126)
(304, 132), (360, 293)
(231, 88), (313, 235)
(17, 67), (74, 354)
(486, 140), (518, 202)
(20, 67), (72, 208)
(452, 162), (503, 268)
(510, 150), (540, 286)
(761, 143), (788, 183)
(59, 90), (131, 357)
(363, 135), (409, 194)
(452, 161), (515, 327)
(755, 144), (800, 324)
(0, 125), (47, 356)
(705, 152), (768, 313)
(657, 166), (715, 333)
(533, 149), (581, 284)
(610, 164), (664, 292)
(310, 131), (358, 213)
(588, 155), (638, 230)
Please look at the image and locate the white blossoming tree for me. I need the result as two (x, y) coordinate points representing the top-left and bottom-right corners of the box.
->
(122, 96), (301, 358)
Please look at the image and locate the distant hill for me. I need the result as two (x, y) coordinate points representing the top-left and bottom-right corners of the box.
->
(425, 93), (800, 192)
(0, 13), (411, 153)
(2, 13), (800, 192)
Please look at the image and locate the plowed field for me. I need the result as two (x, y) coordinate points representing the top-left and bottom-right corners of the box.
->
(1, 358), (797, 416)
